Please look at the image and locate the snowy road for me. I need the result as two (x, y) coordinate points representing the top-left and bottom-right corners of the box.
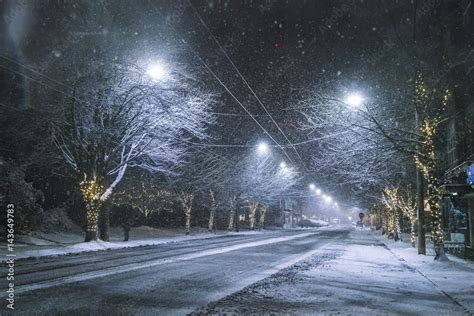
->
(2, 228), (347, 315)
(196, 229), (473, 315)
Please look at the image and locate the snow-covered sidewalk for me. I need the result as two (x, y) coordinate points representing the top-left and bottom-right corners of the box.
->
(1, 226), (266, 261)
(372, 229), (474, 314)
(197, 228), (474, 315)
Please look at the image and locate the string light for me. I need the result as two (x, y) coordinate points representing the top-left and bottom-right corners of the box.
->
(80, 179), (105, 236)
(413, 74), (450, 249)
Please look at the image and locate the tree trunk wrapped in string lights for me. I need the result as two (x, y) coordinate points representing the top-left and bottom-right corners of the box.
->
(383, 187), (401, 241)
(400, 192), (417, 248)
(80, 179), (105, 242)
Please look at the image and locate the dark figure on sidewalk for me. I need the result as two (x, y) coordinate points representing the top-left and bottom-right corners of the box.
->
(111, 204), (145, 241)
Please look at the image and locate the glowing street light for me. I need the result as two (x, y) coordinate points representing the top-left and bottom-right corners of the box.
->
(322, 194), (327, 199)
(334, 202), (338, 207)
(257, 142), (269, 155)
(147, 62), (167, 81)
(344, 92), (364, 108)
(315, 188), (322, 195)
(324, 196), (332, 203)
(280, 161), (287, 169)
(309, 183), (315, 190)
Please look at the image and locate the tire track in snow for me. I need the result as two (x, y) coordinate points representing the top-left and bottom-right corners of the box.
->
(4, 232), (318, 297)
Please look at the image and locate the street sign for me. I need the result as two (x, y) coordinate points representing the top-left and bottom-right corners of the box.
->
(358, 212), (365, 220)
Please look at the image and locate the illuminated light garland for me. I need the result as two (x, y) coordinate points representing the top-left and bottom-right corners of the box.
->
(80, 179), (105, 234)
(382, 188), (402, 239)
(413, 75), (450, 249)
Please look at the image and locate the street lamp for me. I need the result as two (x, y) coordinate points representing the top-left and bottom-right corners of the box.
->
(257, 142), (269, 155)
(334, 202), (338, 207)
(309, 183), (315, 190)
(280, 161), (287, 169)
(344, 92), (364, 108)
(147, 62), (167, 81)
(315, 188), (322, 195)
(324, 196), (332, 203)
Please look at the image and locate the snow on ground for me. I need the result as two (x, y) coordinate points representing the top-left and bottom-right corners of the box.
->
(372, 230), (474, 314)
(0, 226), (265, 261)
(195, 228), (473, 315)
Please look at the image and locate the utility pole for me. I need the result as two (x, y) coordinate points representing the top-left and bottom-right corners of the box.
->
(416, 162), (426, 254)
(415, 92), (426, 255)
(413, 0), (426, 255)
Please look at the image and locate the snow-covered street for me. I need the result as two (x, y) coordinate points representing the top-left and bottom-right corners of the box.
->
(2, 227), (472, 315)
(196, 229), (474, 315)
(2, 1), (474, 314)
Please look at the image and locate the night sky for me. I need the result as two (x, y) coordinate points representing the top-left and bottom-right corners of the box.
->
(1, 0), (472, 206)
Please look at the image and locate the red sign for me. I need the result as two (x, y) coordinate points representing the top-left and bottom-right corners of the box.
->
(358, 212), (365, 220)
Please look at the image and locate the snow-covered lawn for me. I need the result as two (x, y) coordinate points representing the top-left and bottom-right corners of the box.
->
(196, 229), (474, 315)
(1, 226), (266, 261)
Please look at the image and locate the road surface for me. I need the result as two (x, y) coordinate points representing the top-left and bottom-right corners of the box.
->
(2, 228), (348, 315)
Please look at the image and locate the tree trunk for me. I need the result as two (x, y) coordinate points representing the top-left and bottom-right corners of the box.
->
(99, 200), (111, 241)
(185, 205), (192, 235)
(235, 207), (240, 232)
(228, 195), (237, 231)
(427, 186), (448, 261)
(80, 180), (104, 242)
(249, 202), (258, 230)
(84, 228), (98, 242)
(259, 206), (266, 229)
(228, 208), (235, 231)
(208, 189), (218, 232)
(395, 209), (402, 242)
(208, 208), (215, 232)
(180, 193), (194, 236)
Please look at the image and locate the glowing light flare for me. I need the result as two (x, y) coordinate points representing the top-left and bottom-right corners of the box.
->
(257, 142), (269, 155)
(146, 62), (167, 81)
(345, 92), (364, 108)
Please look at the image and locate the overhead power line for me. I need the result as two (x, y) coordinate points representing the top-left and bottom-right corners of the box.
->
(187, 0), (308, 171)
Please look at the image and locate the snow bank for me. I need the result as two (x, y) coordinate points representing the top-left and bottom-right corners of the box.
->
(0, 226), (268, 261)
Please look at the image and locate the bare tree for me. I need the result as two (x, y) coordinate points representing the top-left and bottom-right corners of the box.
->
(54, 64), (214, 241)
(167, 149), (228, 235)
(238, 152), (298, 230)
